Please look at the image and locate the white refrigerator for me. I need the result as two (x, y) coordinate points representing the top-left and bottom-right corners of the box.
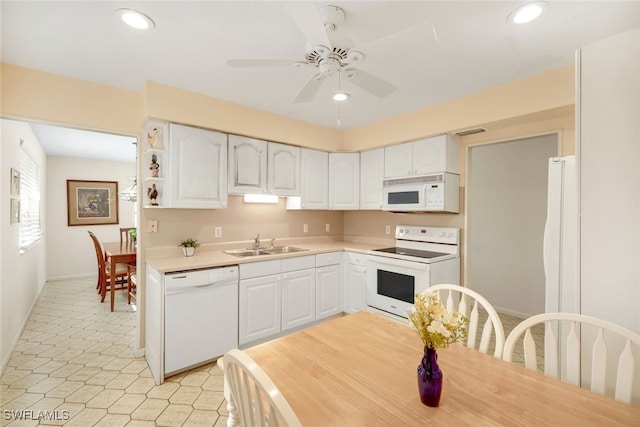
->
(543, 155), (579, 314)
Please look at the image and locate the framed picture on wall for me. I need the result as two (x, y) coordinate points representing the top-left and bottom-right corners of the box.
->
(10, 168), (20, 196)
(67, 180), (119, 226)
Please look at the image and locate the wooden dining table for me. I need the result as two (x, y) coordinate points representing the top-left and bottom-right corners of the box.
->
(243, 311), (640, 426)
(102, 241), (137, 312)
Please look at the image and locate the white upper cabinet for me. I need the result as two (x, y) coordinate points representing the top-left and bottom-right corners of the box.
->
(267, 142), (300, 196)
(228, 135), (267, 194)
(384, 143), (413, 178)
(329, 152), (360, 210)
(168, 123), (228, 209)
(297, 148), (329, 209)
(384, 135), (459, 178)
(360, 148), (384, 210)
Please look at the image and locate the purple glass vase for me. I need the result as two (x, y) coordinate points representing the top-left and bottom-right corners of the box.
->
(417, 346), (443, 407)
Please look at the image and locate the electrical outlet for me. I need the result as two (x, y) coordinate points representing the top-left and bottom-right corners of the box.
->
(303, 224), (309, 233)
(148, 219), (159, 233)
(325, 223), (330, 233)
(385, 225), (391, 235)
(214, 226), (222, 238)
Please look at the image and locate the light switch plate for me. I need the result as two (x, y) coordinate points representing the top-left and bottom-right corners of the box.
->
(325, 223), (330, 232)
(385, 225), (391, 235)
(215, 226), (222, 238)
(303, 224), (309, 233)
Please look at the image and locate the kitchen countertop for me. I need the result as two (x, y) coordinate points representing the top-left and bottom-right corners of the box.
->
(145, 236), (392, 273)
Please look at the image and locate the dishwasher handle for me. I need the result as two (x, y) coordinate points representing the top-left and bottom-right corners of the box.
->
(165, 278), (237, 295)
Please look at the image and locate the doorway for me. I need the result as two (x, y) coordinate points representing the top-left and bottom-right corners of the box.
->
(466, 133), (558, 317)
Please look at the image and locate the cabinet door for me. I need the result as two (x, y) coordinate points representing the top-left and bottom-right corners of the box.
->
(268, 142), (300, 196)
(299, 148), (328, 209)
(413, 135), (455, 175)
(360, 148), (384, 210)
(228, 135), (267, 194)
(345, 263), (367, 313)
(168, 124), (228, 208)
(329, 152), (360, 210)
(316, 264), (343, 319)
(384, 143), (413, 178)
(282, 269), (316, 331)
(239, 275), (282, 345)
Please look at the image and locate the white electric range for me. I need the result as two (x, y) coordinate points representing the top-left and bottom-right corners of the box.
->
(367, 225), (460, 318)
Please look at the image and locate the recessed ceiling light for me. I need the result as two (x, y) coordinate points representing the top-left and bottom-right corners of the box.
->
(116, 8), (155, 30)
(333, 92), (350, 102)
(508, 1), (548, 24)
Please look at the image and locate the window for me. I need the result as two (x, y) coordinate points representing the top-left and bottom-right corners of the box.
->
(19, 146), (42, 250)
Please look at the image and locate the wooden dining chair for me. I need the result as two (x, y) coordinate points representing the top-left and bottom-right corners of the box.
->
(425, 284), (506, 358)
(503, 312), (640, 404)
(88, 231), (129, 303)
(127, 264), (137, 304)
(119, 227), (135, 244)
(223, 349), (301, 427)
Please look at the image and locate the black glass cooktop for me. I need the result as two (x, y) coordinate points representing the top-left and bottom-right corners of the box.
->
(373, 247), (448, 259)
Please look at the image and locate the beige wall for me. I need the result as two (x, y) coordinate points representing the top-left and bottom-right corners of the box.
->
(343, 65), (574, 150)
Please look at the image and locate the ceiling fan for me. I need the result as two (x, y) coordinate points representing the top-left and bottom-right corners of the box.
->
(227, 4), (398, 103)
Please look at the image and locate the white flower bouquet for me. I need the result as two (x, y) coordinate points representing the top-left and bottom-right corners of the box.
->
(408, 292), (468, 349)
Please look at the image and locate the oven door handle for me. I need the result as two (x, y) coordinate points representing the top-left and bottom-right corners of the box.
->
(368, 257), (430, 271)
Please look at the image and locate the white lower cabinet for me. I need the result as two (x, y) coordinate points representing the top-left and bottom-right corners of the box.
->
(239, 274), (282, 346)
(315, 252), (343, 319)
(344, 252), (367, 313)
(239, 256), (317, 345)
(282, 269), (316, 331)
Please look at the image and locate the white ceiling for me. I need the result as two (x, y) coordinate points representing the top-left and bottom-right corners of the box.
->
(2, 1), (640, 159)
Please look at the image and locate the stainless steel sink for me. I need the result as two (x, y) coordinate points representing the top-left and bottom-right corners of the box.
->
(223, 248), (270, 257)
(263, 246), (308, 254)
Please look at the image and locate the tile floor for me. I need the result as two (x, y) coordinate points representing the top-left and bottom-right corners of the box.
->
(1, 278), (228, 427)
(1, 277), (543, 426)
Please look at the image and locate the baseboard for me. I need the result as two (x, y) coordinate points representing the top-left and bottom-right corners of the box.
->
(0, 279), (47, 376)
(46, 272), (95, 281)
(133, 347), (145, 358)
(495, 306), (530, 319)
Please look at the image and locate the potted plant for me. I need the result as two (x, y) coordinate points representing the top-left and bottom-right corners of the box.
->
(178, 238), (200, 257)
(129, 228), (137, 242)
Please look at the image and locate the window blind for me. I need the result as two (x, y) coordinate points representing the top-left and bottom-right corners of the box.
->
(19, 147), (42, 250)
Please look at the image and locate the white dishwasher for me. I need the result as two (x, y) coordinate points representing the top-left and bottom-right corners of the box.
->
(164, 266), (238, 375)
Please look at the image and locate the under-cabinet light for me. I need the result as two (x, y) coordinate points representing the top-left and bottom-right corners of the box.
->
(243, 194), (279, 204)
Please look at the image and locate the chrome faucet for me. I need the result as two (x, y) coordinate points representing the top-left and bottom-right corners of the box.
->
(254, 233), (260, 249)
(270, 237), (276, 248)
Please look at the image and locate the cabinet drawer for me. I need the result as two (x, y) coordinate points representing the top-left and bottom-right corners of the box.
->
(282, 255), (316, 272)
(345, 252), (367, 265)
(316, 252), (342, 267)
(239, 260), (282, 279)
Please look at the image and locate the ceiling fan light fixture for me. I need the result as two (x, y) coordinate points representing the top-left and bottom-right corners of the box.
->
(333, 92), (350, 102)
(116, 8), (155, 30)
(508, 1), (548, 24)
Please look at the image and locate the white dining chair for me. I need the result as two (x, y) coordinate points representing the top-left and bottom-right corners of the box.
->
(426, 284), (506, 358)
(222, 349), (301, 427)
(503, 312), (640, 404)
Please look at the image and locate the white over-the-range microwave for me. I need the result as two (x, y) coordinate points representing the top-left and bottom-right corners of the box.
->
(381, 172), (460, 213)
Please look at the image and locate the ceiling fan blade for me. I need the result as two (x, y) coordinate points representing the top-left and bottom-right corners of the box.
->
(344, 69), (397, 98)
(294, 74), (325, 103)
(280, 2), (332, 49)
(227, 59), (295, 67)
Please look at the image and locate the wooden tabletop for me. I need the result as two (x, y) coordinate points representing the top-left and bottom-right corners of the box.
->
(245, 311), (640, 426)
